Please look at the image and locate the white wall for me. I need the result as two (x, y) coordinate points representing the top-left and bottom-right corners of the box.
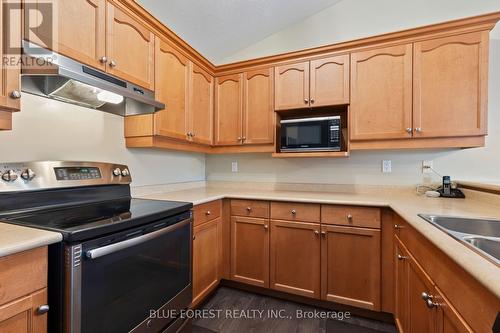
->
(0, 94), (206, 187)
(207, 0), (500, 186)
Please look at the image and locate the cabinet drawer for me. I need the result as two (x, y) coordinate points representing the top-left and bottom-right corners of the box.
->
(231, 200), (269, 218)
(271, 202), (320, 223)
(0, 247), (47, 306)
(193, 200), (222, 227)
(322, 205), (381, 228)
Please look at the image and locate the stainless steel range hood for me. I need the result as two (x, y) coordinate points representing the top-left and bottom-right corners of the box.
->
(21, 41), (165, 116)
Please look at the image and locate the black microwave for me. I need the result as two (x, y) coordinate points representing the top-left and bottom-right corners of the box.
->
(280, 116), (341, 152)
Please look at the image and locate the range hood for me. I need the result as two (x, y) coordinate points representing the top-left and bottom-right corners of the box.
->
(21, 41), (165, 116)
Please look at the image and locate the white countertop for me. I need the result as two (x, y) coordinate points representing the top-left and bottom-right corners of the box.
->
(139, 183), (500, 299)
(0, 223), (62, 257)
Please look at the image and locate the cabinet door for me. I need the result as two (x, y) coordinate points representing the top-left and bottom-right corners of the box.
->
(413, 32), (488, 138)
(214, 74), (243, 146)
(243, 68), (274, 145)
(30, 0), (106, 70)
(154, 39), (189, 141)
(0, 0), (21, 117)
(106, 3), (154, 89)
(310, 54), (350, 107)
(321, 225), (381, 310)
(274, 62), (310, 110)
(192, 218), (222, 307)
(270, 220), (320, 298)
(395, 239), (410, 333)
(0, 289), (48, 333)
(408, 256), (439, 333)
(189, 64), (214, 145)
(350, 44), (413, 140)
(436, 287), (473, 333)
(230, 216), (269, 288)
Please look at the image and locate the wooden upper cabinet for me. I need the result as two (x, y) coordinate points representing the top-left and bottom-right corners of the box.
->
(310, 55), (350, 107)
(350, 44), (413, 141)
(32, 0), (106, 70)
(231, 216), (269, 288)
(413, 32), (488, 138)
(270, 220), (321, 298)
(321, 225), (381, 311)
(214, 74), (243, 145)
(275, 62), (310, 110)
(243, 68), (275, 144)
(154, 39), (189, 140)
(106, 3), (154, 90)
(0, 0), (21, 123)
(189, 64), (214, 145)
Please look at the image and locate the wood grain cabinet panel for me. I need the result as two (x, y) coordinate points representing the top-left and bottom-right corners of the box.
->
(193, 200), (222, 227)
(394, 239), (409, 333)
(310, 55), (350, 107)
(230, 216), (269, 288)
(243, 68), (275, 144)
(271, 202), (320, 223)
(231, 200), (269, 219)
(275, 62), (310, 110)
(192, 217), (223, 307)
(270, 220), (321, 298)
(413, 32), (488, 138)
(320, 225), (381, 310)
(29, 0), (106, 70)
(0, 289), (48, 333)
(154, 39), (189, 140)
(189, 64), (214, 145)
(321, 205), (381, 229)
(350, 44), (413, 140)
(214, 74), (243, 145)
(106, 3), (154, 90)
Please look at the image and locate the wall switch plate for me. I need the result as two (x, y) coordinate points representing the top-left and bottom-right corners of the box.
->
(231, 162), (238, 173)
(422, 160), (433, 174)
(382, 160), (392, 173)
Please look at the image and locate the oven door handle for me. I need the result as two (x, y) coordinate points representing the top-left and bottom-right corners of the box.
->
(86, 218), (191, 260)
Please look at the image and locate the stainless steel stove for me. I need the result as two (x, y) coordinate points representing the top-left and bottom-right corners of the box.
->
(0, 161), (193, 333)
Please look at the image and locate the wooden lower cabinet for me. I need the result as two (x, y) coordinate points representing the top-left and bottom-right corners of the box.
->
(320, 225), (381, 310)
(230, 216), (269, 287)
(270, 220), (321, 298)
(192, 217), (223, 307)
(0, 289), (48, 333)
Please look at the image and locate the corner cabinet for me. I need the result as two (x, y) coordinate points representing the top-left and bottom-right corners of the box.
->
(274, 55), (349, 110)
(413, 31), (488, 138)
(214, 68), (274, 146)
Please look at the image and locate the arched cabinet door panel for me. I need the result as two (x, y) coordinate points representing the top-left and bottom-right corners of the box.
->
(275, 62), (310, 110)
(310, 54), (350, 107)
(413, 31), (488, 138)
(350, 44), (413, 141)
(214, 74), (243, 146)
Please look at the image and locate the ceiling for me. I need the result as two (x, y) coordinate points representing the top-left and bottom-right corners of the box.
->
(137, 0), (343, 64)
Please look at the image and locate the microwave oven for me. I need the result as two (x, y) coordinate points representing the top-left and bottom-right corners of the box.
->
(280, 116), (341, 152)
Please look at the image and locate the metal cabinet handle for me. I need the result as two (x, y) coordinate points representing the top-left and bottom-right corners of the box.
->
(99, 56), (108, 64)
(426, 299), (439, 309)
(10, 90), (21, 99)
(237, 137), (242, 141)
(109, 60), (117, 68)
(406, 128), (412, 134)
(205, 210), (211, 216)
(421, 292), (431, 301)
(346, 214), (353, 222)
(394, 224), (404, 229)
(264, 224), (268, 230)
(37, 304), (50, 315)
(304, 99), (309, 104)
(321, 231), (326, 236)
(397, 254), (408, 260)
(310, 98), (315, 104)
(291, 209), (296, 215)
(314, 230), (319, 235)
(415, 127), (422, 133)
(246, 207), (252, 212)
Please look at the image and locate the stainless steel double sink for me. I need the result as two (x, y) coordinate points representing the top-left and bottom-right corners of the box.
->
(418, 214), (500, 265)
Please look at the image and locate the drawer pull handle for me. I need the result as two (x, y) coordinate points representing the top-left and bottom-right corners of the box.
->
(397, 254), (407, 260)
(205, 211), (211, 216)
(321, 231), (326, 236)
(346, 214), (353, 222)
(264, 225), (268, 230)
(291, 209), (296, 215)
(426, 299), (439, 309)
(394, 224), (404, 229)
(37, 305), (49, 315)
(246, 207), (252, 212)
(314, 230), (319, 235)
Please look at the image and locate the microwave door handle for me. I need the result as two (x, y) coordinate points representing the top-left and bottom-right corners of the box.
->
(86, 218), (191, 259)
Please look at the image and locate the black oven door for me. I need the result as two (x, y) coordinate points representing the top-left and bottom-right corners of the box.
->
(65, 213), (192, 333)
(280, 117), (339, 151)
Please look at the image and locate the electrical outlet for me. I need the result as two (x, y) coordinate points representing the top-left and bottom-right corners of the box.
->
(231, 162), (238, 173)
(382, 160), (392, 173)
(422, 160), (433, 174)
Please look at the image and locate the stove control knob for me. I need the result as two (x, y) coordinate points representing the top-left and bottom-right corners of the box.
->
(2, 170), (18, 182)
(121, 168), (130, 177)
(113, 168), (122, 176)
(21, 168), (36, 181)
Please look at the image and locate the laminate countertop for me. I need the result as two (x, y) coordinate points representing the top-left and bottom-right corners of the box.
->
(139, 183), (500, 299)
(0, 223), (62, 258)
